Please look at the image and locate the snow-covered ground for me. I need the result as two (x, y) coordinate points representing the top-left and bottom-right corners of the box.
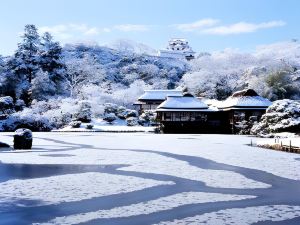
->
(0, 132), (300, 224)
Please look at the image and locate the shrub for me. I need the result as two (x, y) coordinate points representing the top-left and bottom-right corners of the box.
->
(126, 117), (138, 126)
(251, 99), (300, 136)
(69, 121), (82, 128)
(0, 96), (15, 115)
(73, 101), (92, 122)
(103, 113), (116, 124)
(85, 124), (94, 129)
(139, 110), (157, 126)
(1, 110), (52, 131)
(104, 103), (118, 114)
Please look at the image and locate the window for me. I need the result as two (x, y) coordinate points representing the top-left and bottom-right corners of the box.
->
(195, 113), (207, 122)
(164, 112), (171, 121)
(181, 112), (190, 121)
(174, 112), (181, 121)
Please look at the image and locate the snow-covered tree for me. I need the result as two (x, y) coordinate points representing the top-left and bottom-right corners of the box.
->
(31, 70), (56, 101)
(39, 32), (67, 95)
(7, 25), (40, 105)
(183, 42), (300, 100)
(65, 54), (106, 97)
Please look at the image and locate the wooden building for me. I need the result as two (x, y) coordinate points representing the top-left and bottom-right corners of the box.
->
(214, 89), (272, 133)
(133, 90), (182, 112)
(155, 89), (272, 133)
(156, 93), (227, 133)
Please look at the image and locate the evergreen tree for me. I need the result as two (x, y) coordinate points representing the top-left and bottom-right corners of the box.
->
(0, 56), (19, 99)
(7, 25), (40, 105)
(15, 24), (40, 83)
(39, 32), (66, 95)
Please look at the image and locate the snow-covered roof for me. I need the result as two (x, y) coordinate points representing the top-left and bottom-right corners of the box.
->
(215, 89), (272, 110)
(157, 96), (214, 112)
(216, 96), (272, 110)
(138, 90), (183, 101)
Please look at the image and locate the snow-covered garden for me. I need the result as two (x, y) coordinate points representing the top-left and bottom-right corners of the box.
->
(1, 25), (300, 134)
(0, 132), (300, 224)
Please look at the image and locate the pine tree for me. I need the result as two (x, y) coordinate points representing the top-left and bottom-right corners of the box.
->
(15, 24), (40, 84)
(39, 32), (66, 95)
(0, 56), (19, 99)
(7, 25), (40, 105)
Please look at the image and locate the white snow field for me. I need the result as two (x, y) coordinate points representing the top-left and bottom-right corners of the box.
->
(0, 132), (300, 225)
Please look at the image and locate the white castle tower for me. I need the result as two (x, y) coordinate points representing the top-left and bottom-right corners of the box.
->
(159, 38), (195, 61)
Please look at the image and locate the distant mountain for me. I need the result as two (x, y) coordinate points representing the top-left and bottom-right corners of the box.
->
(106, 39), (158, 56)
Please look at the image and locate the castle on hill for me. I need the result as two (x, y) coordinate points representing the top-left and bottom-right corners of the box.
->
(159, 38), (195, 61)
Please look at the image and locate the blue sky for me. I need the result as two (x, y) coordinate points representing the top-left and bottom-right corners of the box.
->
(0, 0), (299, 55)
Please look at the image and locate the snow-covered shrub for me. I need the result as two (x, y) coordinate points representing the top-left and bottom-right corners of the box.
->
(41, 98), (78, 128)
(1, 109), (52, 131)
(49, 112), (72, 128)
(235, 116), (258, 135)
(103, 113), (117, 124)
(124, 109), (138, 119)
(69, 121), (82, 128)
(139, 110), (157, 126)
(0, 96), (15, 114)
(85, 124), (94, 129)
(126, 117), (138, 126)
(104, 103), (118, 114)
(73, 100), (92, 122)
(251, 99), (300, 136)
(116, 106), (126, 118)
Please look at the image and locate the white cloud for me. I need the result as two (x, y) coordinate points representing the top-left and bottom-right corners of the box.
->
(173, 18), (219, 32)
(203, 20), (286, 35)
(114, 24), (150, 32)
(38, 23), (149, 41)
(172, 19), (286, 35)
(39, 24), (110, 40)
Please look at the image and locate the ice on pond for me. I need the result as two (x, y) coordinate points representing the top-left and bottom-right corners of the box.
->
(40, 192), (255, 225)
(0, 172), (174, 206)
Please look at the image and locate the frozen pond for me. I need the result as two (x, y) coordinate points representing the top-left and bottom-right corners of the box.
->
(0, 132), (300, 224)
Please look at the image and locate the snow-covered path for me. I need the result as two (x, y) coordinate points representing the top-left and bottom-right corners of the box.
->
(0, 133), (300, 225)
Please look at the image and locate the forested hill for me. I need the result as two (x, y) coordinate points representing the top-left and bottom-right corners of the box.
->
(63, 43), (189, 88)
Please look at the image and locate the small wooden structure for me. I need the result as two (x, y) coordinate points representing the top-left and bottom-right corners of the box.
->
(133, 90), (182, 112)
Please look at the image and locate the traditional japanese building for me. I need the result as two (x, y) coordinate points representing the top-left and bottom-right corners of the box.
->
(214, 89), (272, 133)
(155, 89), (272, 133)
(156, 93), (227, 133)
(159, 38), (195, 61)
(133, 89), (183, 112)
